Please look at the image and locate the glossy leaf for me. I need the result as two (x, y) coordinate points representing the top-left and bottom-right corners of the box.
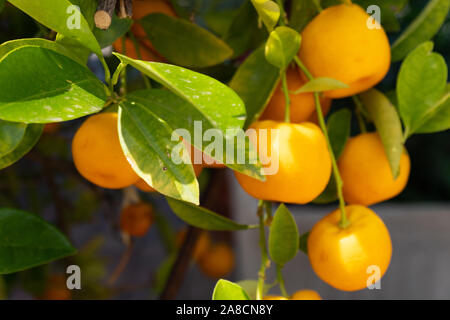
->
(94, 15), (133, 48)
(0, 46), (108, 123)
(167, 198), (254, 231)
(212, 279), (250, 300)
(294, 77), (349, 94)
(139, 13), (233, 68)
(223, 0), (266, 57)
(111, 57), (263, 180)
(8, 0), (101, 56)
(236, 280), (272, 300)
(268, 204), (299, 266)
(0, 124), (43, 170)
(119, 96), (199, 204)
(290, 0), (319, 32)
(229, 45), (280, 128)
(416, 85), (450, 134)
(0, 208), (76, 274)
(250, 0), (280, 32)
(299, 231), (309, 254)
(313, 174), (338, 204)
(0, 120), (27, 158)
(360, 89), (404, 178)
(397, 42), (448, 137)
(391, 0), (450, 62)
(327, 108), (352, 159)
(265, 26), (301, 69)
(0, 38), (83, 65)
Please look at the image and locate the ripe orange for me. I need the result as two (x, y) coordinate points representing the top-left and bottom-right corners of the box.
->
(338, 132), (411, 206)
(176, 229), (211, 261)
(260, 67), (332, 123)
(72, 112), (140, 189)
(120, 202), (154, 237)
(290, 289), (322, 300)
(299, 4), (391, 98)
(234, 121), (332, 204)
(308, 205), (392, 291)
(40, 275), (71, 300)
(198, 243), (235, 279)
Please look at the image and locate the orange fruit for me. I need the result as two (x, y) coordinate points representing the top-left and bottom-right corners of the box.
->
(260, 67), (332, 123)
(290, 289), (322, 300)
(338, 132), (411, 206)
(176, 230), (211, 261)
(40, 275), (71, 300)
(299, 4), (391, 98)
(72, 113), (139, 189)
(234, 120), (332, 204)
(120, 202), (154, 237)
(198, 243), (235, 279)
(308, 205), (392, 291)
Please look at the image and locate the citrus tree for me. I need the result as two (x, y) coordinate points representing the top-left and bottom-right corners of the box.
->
(0, 0), (449, 300)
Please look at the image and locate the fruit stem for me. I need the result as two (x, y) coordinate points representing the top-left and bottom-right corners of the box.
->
(281, 70), (291, 123)
(276, 264), (289, 298)
(256, 200), (270, 300)
(295, 56), (350, 229)
(128, 32), (152, 89)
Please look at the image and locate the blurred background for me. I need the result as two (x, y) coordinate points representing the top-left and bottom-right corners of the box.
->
(0, 0), (449, 299)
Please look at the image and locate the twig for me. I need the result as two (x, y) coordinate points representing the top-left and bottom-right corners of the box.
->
(108, 239), (134, 285)
(95, 0), (117, 29)
(116, 0), (133, 19)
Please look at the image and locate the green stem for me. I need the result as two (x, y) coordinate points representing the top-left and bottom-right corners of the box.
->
(276, 265), (288, 298)
(281, 70), (291, 123)
(295, 56), (349, 229)
(99, 55), (113, 94)
(256, 200), (269, 300)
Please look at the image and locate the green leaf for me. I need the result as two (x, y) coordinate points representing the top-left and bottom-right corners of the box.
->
(250, 0), (280, 32)
(8, 0), (102, 56)
(397, 42), (448, 137)
(416, 85), (450, 134)
(0, 208), (76, 274)
(299, 231), (309, 254)
(0, 120), (27, 158)
(236, 279), (272, 300)
(0, 38), (83, 65)
(313, 175), (337, 204)
(229, 45), (280, 128)
(391, 0), (450, 62)
(0, 46), (108, 123)
(94, 15), (133, 48)
(223, 0), (267, 57)
(139, 13), (233, 68)
(167, 198), (254, 231)
(119, 96), (199, 205)
(294, 77), (349, 94)
(360, 89), (404, 178)
(268, 204), (299, 266)
(290, 0), (319, 33)
(111, 56), (263, 180)
(265, 26), (301, 69)
(327, 108), (352, 159)
(0, 124), (43, 170)
(212, 279), (251, 300)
